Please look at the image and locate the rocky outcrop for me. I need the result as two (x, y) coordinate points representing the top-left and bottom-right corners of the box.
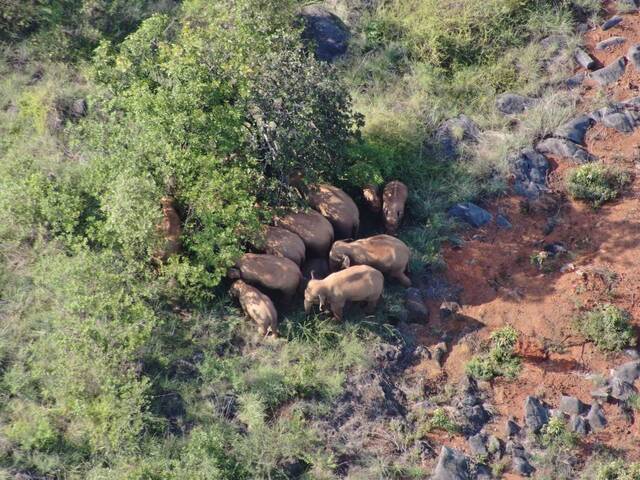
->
(512, 149), (550, 199)
(524, 396), (550, 433)
(432, 446), (472, 480)
(448, 203), (492, 228)
(435, 114), (480, 159)
(496, 93), (533, 114)
(300, 5), (350, 62)
(591, 57), (626, 85)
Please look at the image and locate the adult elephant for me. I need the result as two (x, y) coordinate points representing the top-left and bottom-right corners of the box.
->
(307, 184), (360, 239)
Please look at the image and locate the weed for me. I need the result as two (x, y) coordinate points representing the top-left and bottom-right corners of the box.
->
(575, 304), (636, 352)
(466, 326), (522, 381)
(566, 164), (631, 208)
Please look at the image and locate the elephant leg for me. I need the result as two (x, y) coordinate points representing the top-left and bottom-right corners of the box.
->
(282, 288), (296, 305)
(332, 301), (345, 321)
(393, 271), (412, 288)
(364, 296), (380, 314)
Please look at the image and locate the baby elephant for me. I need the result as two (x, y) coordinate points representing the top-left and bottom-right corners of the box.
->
(304, 265), (384, 320)
(229, 253), (302, 302)
(308, 184), (360, 239)
(230, 280), (278, 336)
(382, 180), (408, 235)
(329, 234), (412, 287)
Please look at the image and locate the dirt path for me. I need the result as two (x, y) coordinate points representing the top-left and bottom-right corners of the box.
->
(412, 4), (640, 477)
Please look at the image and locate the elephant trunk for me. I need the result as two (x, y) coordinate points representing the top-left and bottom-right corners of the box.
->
(304, 299), (312, 313)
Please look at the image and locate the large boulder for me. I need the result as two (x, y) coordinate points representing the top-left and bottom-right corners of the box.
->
(559, 395), (588, 416)
(628, 44), (640, 70)
(591, 56), (627, 85)
(512, 148), (550, 199)
(524, 396), (550, 433)
(595, 37), (626, 51)
(586, 403), (607, 431)
(554, 114), (594, 145)
(300, 5), (350, 62)
(612, 360), (640, 383)
(432, 446), (472, 480)
(602, 16), (623, 30)
(448, 202), (492, 228)
(496, 93), (533, 114)
(435, 114), (480, 159)
(536, 137), (596, 163)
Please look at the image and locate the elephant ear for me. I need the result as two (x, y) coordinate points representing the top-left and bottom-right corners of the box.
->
(318, 294), (326, 311)
(341, 255), (351, 269)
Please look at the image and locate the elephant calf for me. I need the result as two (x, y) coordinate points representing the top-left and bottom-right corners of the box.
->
(362, 184), (382, 214)
(382, 180), (408, 234)
(229, 253), (302, 302)
(329, 234), (412, 287)
(304, 265), (384, 320)
(275, 210), (334, 256)
(230, 280), (278, 336)
(308, 184), (360, 239)
(260, 226), (306, 266)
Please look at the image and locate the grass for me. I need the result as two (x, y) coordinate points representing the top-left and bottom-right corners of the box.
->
(466, 326), (522, 381)
(575, 304), (636, 352)
(566, 164), (631, 208)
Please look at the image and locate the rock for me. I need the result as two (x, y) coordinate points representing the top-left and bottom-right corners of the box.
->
(543, 242), (567, 257)
(616, 0), (639, 12)
(566, 72), (586, 89)
(440, 301), (461, 319)
(591, 386), (611, 401)
(524, 396), (550, 433)
(512, 455), (535, 477)
(610, 377), (637, 401)
(569, 415), (590, 435)
(496, 93), (533, 114)
(414, 345), (431, 360)
(505, 418), (521, 437)
(592, 56), (627, 85)
(591, 102), (639, 132)
(468, 433), (488, 456)
(448, 202), (492, 228)
(496, 214), (512, 229)
(461, 404), (491, 434)
(505, 439), (525, 457)
(586, 403), (607, 431)
(487, 435), (503, 458)
(70, 98), (87, 118)
(475, 464), (492, 480)
(559, 395), (588, 416)
(602, 16), (623, 30)
(433, 342), (448, 366)
(624, 349), (640, 360)
(575, 48), (597, 70)
(536, 137), (596, 163)
(435, 114), (480, 158)
(554, 114), (594, 145)
(512, 148), (550, 199)
(405, 288), (429, 322)
(629, 44), (640, 70)
(595, 36), (627, 51)
(612, 360), (640, 383)
(300, 5), (349, 62)
(432, 446), (472, 480)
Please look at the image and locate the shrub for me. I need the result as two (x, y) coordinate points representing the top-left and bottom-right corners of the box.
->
(466, 326), (522, 380)
(540, 417), (578, 450)
(587, 459), (640, 480)
(566, 164), (631, 208)
(576, 304), (636, 352)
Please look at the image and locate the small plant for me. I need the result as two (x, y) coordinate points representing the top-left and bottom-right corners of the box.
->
(576, 304), (636, 352)
(566, 164), (631, 208)
(466, 326), (522, 381)
(628, 393), (640, 412)
(530, 251), (549, 270)
(587, 459), (640, 479)
(427, 408), (460, 434)
(540, 417), (578, 450)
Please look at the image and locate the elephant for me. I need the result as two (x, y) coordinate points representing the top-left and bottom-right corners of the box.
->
(155, 196), (182, 262)
(307, 184), (360, 239)
(229, 253), (302, 302)
(274, 210), (334, 256)
(301, 256), (330, 281)
(260, 225), (306, 266)
(230, 280), (278, 336)
(329, 234), (411, 287)
(304, 265), (384, 320)
(362, 184), (382, 214)
(382, 180), (408, 234)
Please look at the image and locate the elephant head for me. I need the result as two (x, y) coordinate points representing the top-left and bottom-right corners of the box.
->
(328, 240), (352, 272)
(304, 279), (327, 313)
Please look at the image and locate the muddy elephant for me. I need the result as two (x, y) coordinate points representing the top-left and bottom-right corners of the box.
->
(155, 196), (182, 262)
(308, 184), (360, 239)
(274, 210), (334, 256)
(304, 265), (384, 320)
(329, 234), (411, 287)
(382, 180), (408, 234)
(229, 253), (302, 302)
(230, 280), (278, 336)
(260, 226), (306, 266)
(362, 184), (382, 214)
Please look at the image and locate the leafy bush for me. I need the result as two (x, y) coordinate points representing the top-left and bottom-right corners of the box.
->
(576, 304), (636, 352)
(587, 459), (640, 480)
(540, 417), (578, 449)
(466, 326), (522, 380)
(566, 164), (631, 208)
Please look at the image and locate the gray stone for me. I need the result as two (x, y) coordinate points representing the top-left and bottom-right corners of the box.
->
(592, 56), (627, 85)
(610, 377), (637, 401)
(512, 456), (535, 477)
(432, 446), (471, 480)
(592, 102), (640, 132)
(448, 202), (492, 228)
(524, 396), (550, 433)
(405, 288), (429, 322)
(436, 114), (480, 158)
(440, 301), (461, 319)
(596, 36), (627, 51)
(506, 418), (521, 437)
(70, 98), (87, 118)
(628, 44), (640, 70)
(505, 439), (525, 457)
(612, 360), (640, 383)
(496, 214), (512, 229)
(569, 415), (590, 435)
(591, 386), (611, 401)
(475, 464), (492, 480)
(559, 395), (588, 416)
(496, 93), (533, 114)
(300, 6), (349, 62)
(602, 16), (623, 30)
(624, 349), (640, 360)
(566, 72), (586, 89)
(512, 148), (550, 199)
(433, 342), (448, 366)
(575, 48), (597, 70)
(554, 114), (594, 145)
(536, 137), (596, 163)
(468, 433), (488, 456)
(487, 435), (503, 458)
(586, 403), (607, 431)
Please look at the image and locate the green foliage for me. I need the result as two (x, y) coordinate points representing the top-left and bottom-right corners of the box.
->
(427, 408), (460, 433)
(566, 164), (631, 208)
(466, 326), (522, 380)
(586, 459), (640, 480)
(540, 417), (578, 450)
(576, 304), (636, 352)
